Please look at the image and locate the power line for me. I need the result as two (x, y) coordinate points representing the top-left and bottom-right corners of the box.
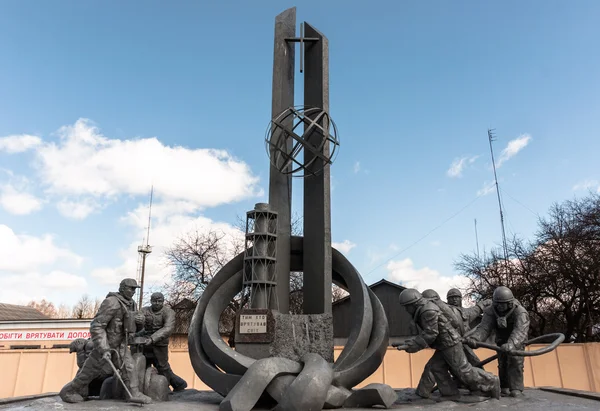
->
(366, 194), (482, 276)
(500, 187), (539, 218)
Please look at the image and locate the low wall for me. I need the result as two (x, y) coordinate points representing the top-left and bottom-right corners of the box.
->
(2, 343), (599, 398)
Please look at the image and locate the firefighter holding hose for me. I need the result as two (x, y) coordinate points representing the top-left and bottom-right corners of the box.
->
(465, 286), (530, 397)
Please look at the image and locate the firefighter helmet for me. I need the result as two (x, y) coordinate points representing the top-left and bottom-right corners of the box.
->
(493, 286), (514, 303)
(447, 288), (462, 299)
(398, 289), (423, 306)
(422, 289), (440, 300)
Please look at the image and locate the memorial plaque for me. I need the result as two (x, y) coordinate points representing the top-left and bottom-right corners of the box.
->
(235, 308), (274, 345)
(239, 314), (268, 334)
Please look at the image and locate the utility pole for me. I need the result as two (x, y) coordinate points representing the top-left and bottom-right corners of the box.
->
(137, 186), (154, 308)
(474, 218), (480, 259)
(487, 129), (509, 265)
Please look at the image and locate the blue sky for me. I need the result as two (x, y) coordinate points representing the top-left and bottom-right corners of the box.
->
(1, 1), (599, 307)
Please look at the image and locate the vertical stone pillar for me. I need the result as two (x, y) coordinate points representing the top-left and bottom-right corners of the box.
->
(269, 7), (296, 313)
(302, 23), (332, 314)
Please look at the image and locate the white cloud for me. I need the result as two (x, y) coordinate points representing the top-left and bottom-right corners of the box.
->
(496, 134), (531, 168)
(386, 258), (469, 302)
(0, 184), (43, 215)
(56, 198), (101, 220)
(573, 179), (600, 192)
(446, 155), (479, 178)
(0, 225), (86, 304)
(0, 134), (42, 153)
(430, 240), (441, 247)
(0, 224), (83, 273)
(0, 119), (265, 305)
(0, 119), (262, 220)
(91, 212), (244, 288)
(353, 161), (361, 174)
(477, 180), (496, 197)
(0, 271), (87, 305)
(332, 240), (357, 254)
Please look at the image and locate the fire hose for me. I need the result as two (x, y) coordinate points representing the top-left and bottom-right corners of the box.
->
(469, 333), (565, 368)
(393, 333), (565, 394)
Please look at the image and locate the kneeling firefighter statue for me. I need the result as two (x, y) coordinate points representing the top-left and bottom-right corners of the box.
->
(60, 278), (152, 405)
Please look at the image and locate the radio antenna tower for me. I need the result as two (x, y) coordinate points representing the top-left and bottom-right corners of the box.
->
(487, 129), (509, 266)
(474, 218), (480, 259)
(137, 186), (154, 308)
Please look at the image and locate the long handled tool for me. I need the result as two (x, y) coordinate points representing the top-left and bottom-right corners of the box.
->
(104, 351), (145, 407)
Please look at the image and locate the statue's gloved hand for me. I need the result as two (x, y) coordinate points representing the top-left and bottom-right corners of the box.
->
(134, 312), (145, 325)
(464, 337), (478, 349)
(405, 339), (421, 354)
(102, 351), (112, 362)
(501, 342), (514, 352)
(144, 337), (153, 346)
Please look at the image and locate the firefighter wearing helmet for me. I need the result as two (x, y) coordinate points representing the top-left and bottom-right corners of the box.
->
(446, 288), (463, 308)
(398, 289), (500, 399)
(465, 286), (530, 397)
(445, 288), (492, 339)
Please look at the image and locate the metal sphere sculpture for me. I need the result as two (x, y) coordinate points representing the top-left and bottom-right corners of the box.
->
(265, 106), (340, 177)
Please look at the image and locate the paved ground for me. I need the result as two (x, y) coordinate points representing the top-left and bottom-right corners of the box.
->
(1, 388), (599, 410)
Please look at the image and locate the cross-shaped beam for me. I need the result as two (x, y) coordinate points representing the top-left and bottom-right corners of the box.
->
(285, 22), (320, 73)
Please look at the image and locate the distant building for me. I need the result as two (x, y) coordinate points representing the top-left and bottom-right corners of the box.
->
(332, 279), (418, 346)
(0, 303), (49, 321)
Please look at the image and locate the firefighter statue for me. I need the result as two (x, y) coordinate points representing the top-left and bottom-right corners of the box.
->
(465, 286), (530, 397)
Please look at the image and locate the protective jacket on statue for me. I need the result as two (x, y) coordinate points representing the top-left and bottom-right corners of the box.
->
(416, 289), (480, 396)
(396, 288), (501, 400)
(137, 292), (187, 391)
(446, 288), (491, 336)
(59, 278), (152, 405)
(465, 286), (530, 397)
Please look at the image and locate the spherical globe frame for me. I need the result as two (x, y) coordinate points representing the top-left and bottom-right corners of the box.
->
(265, 106), (340, 178)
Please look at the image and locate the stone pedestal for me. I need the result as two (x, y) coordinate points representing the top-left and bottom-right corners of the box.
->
(234, 308), (274, 360)
(234, 310), (333, 363)
(270, 312), (333, 362)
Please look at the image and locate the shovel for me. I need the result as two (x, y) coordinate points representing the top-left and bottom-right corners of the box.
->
(104, 351), (146, 406)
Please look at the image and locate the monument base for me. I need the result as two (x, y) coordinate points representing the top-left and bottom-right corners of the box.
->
(234, 310), (333, 362)
(270, 312), (334, 362)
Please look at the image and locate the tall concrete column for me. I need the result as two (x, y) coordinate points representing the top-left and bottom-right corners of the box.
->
(302, 23), (332, 314)
(269, 7), (296, 314)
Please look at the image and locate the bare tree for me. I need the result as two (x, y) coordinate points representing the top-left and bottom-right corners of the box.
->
(72, 294), (100, 319)
(27, 299), (58, 318)
(56, 304), (72, 319)
(163, 212), (349, 343)
(455, 193), (600, 342)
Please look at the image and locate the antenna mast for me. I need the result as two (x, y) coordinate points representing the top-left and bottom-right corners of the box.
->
(137, 186), (154, 308)
(487, 129), (509, 265)
(474, 218), (480, 259)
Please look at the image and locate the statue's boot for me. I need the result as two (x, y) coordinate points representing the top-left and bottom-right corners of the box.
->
(59, 381), (85, 403)
(501, 388), (510, 396)
(509, 389), (524, 398)
(165, 369), (187, 391)
(129, 386), (152, 404)
(490, 376), (501, 400)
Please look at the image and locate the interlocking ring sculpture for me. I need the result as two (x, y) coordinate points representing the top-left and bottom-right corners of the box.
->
(188, 237), (393, 410)
(265, 106), (340, 177)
